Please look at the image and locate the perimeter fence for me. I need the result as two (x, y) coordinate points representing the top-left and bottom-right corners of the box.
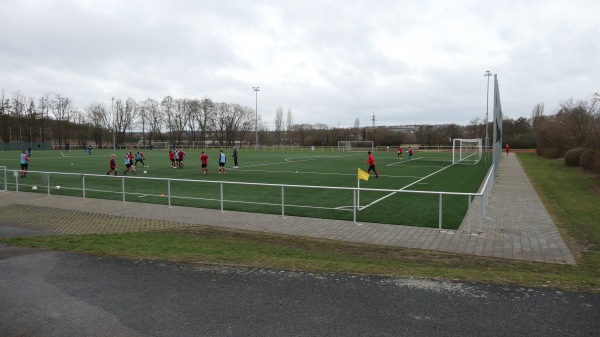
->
(1, 165), (494, 232)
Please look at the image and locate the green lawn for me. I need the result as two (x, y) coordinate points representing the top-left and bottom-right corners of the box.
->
(0, 148), (489, 228)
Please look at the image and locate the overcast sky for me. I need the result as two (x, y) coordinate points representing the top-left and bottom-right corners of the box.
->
(1, 0), (598, 129)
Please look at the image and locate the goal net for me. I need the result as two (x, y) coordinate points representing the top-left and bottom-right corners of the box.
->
(151, 141), (169, 150)
(452, 138), (482, 164)
(338, 141), (374, 152)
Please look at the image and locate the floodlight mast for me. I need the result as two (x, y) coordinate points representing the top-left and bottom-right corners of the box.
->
(253, 86), (260, 150)
(484, 70), (492, 163)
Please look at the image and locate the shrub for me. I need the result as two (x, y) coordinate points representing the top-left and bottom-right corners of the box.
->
(564, 148), (585, 167)
(543, 148), (561, 159)
(580, 149), (600, 174)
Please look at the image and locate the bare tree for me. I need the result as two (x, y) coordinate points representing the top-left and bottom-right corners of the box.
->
(468, 117), (483, 138)
(51, 94), (73, 146)
(113, 98), (138, 145)
(86, 102), (108, 145)
(196, 97), (215, 145)
(185, 99), (200, 143)
(556, 98), (592, 147)
(143, 98), (163, 143)
(71, 108), (91, 145)
(213, 103), (256, 146)
(353, 118), (360, 140)
(161, 96), (177, 145)
(38, 95), (51, 145)
(531, 102), (545, 120)
(286, 108), (294, 145)
(274, 106), (283, 144)
(441, 124), (462, 144)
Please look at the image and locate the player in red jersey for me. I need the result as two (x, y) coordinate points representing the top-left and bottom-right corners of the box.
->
(365, 151), (379, 178)
(177, 149), (188, 168)
(200, 151), (209, 175)
(397, 145), (403, 159)
(106, 154), (118, 175)
(169, 150), (176, 168)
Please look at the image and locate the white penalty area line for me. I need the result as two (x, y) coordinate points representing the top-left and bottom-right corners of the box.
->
(385, 157), (445, 169)
(358, 162), (456, 211)
(386, 157), (422, 166)
(237, 153), (363, 169)
(284, 153), (362, 163)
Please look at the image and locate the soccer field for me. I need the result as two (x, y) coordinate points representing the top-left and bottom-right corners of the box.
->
(0, 148), (490, 229)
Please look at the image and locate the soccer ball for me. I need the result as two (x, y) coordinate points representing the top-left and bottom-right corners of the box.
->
(143, 171), (147, 174)
(55, 186), (61, 190)
(32, 186), (37, 191)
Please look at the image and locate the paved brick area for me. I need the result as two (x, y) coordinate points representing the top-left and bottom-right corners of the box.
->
(0, 154), (576, 265)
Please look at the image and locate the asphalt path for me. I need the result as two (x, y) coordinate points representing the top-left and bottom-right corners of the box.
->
(1, 234), (598, 337)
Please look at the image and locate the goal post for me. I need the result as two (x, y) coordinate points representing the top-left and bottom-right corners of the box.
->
(151, 141), (169, 150)
(337, 141), (374, 152)
(452, 138), (482, 164)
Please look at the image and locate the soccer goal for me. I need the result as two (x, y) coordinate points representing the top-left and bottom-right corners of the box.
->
(151, 141), (169, 150)
(452, 138), (482, 164)
(338, 141), (375, 152)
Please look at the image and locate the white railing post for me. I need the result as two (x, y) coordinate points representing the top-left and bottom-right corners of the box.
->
(353, 188), (357, 224)
(121, 176), (125, 202)
(281, 185), (285, 217)
(467, 194), (472, 233)
(82, 175), (86, 198)
(220, 182), (224, 212)
(167, 179), (171, 207)
(438, 193), (443, 230)
(2, 166), (6, 191)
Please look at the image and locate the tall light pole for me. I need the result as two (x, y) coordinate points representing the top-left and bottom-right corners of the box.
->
(484, 70), (492, 163)
(253, 86), (260, 149)
(111, 97), (116, 150)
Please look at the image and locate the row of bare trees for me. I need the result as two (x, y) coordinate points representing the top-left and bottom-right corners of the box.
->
(531, 94), (600, 173)
(3, 89), (596, 172)
(1, 90), (262, 148)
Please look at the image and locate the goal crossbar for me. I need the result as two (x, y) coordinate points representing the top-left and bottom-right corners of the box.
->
(338, 141), (374, 152)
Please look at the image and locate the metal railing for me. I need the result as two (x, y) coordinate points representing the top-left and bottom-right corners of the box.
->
(0, 166), (494, 231)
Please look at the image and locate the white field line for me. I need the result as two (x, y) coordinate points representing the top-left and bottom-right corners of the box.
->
(386, 157), (451, 169)
(242, 168), (421, 179)
(357, 162), (455, 211)
(239, 153), (362, 169)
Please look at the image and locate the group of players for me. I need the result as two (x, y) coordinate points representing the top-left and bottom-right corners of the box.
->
(168, 149), (228, 175)
(107, 147), (238, 176)
(395, 145), (413, 160)
(106, 149), (146, 176)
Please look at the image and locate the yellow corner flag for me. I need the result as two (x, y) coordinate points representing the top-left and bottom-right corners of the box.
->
(357, 168), (370, 181)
